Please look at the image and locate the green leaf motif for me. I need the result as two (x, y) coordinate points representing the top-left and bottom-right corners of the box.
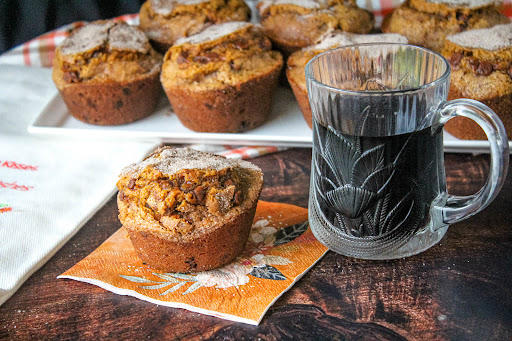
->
(182, 281), (203, 295)
(141, 283), (172, 290)
(160, 281), (189, 296)
(249, 265), (286, 281)
(152, 273), (182, 283)
(119, 275), (157, 283)
(273, 221), (308, 246)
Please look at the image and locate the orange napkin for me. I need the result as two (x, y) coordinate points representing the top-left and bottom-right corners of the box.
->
(59, 201), (328, 325)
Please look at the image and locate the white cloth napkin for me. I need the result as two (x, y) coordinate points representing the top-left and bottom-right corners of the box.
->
(0, 64), (158, 306)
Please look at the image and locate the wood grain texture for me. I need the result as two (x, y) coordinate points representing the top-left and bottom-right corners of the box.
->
(0, 149), (511, 340)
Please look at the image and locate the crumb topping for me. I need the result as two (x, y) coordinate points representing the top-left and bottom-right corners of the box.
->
(117, 147), (262, 236)
(161, 22), (282, 89)
(54, 20), (161, 84)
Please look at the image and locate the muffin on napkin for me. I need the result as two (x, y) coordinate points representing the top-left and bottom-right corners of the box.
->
(52, 20), (162, 125)
(381, 0), (510, 53)
(160, 21), (283, 133)
(139, 0), (251, 53)
(442, 23), (512, 140)
(257, 0), (375, 58)
(116, 147), (263, 272)
(286, 32), (408, 128)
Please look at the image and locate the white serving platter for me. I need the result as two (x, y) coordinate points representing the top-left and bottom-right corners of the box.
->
(28, 87), (509, 154)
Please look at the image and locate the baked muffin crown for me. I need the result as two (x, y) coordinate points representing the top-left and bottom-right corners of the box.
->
(54, 20), (161, 84)
(443, 23), (512, 77)
(117, 147), (263, 238)
(161, 21), (282, 89)
(139, 0), (251, 52)
(257, 0), (374, 56)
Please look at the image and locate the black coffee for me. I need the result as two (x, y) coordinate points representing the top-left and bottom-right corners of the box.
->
(312, 123), (445, 238)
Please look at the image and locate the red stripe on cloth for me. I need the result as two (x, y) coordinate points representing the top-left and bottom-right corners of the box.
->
(22, 41), (31, 66)
(113, 13), (139, 23)
(220, 146), (282, 159)
(504, 4), (512, 17)
(375, 0), (395, 18)
(42, 30), (57, 67)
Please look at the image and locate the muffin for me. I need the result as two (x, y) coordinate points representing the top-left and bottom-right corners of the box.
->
(286, 32), (408, 128)
(257, 0), (375, 58)
(161, 21), (283, 133)
(442, 23), (512, 140)
(139, 0), (251, 53)
(52, 20), (162, 125)
(382, 0), (510, 53)
(117, 147), (263, 272)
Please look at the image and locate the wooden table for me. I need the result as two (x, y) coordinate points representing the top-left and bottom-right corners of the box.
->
(1, 149), (511, 340)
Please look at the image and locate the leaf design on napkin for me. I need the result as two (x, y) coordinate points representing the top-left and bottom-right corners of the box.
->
(249, 265), (286, 281)
(273, 221), (308, 246)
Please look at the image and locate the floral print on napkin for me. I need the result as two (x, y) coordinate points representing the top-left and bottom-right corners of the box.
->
(59, 201), (328, 325)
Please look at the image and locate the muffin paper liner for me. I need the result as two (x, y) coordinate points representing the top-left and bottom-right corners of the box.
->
(58, 201), (328, 325)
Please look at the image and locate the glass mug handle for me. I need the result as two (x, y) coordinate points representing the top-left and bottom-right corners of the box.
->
(432, 99), (509, 225)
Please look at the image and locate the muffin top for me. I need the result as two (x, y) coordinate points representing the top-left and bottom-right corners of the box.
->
(160, 22), (283, 90)
(139, 0), (251, 47)
(287, 32), (408, 90)
(443, 23), (512, 77)
(117, 147), (263, 237)
(257, 0), (375, 54)
(53, 20), (161, 85)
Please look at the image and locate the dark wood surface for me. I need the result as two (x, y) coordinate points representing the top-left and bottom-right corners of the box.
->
(1, 148), (511, 340)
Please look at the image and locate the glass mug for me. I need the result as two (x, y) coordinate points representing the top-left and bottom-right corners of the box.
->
(306, 43), (509, 259)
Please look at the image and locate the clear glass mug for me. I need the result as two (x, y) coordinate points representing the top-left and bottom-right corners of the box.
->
(306, 43), (509, 259)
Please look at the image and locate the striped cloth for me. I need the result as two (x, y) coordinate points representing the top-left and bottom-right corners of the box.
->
(1, 1), (511, 159)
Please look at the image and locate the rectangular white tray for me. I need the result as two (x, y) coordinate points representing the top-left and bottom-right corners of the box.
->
(28, 87), (509, 154)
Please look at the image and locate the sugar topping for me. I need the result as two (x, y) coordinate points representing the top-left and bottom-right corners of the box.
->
(175, 21), (251, 45)
(60, 21), (114, 55)
(424, 0), (501, 8)
(310, 32), (408, 51)
(60, 21), (150, 55)
(108, 24), (150, 52)
(120, 147), (261, 178)
(447, 23), (512, 50)
(150, 0), (211, 15)
(258, 0), (325, 13)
